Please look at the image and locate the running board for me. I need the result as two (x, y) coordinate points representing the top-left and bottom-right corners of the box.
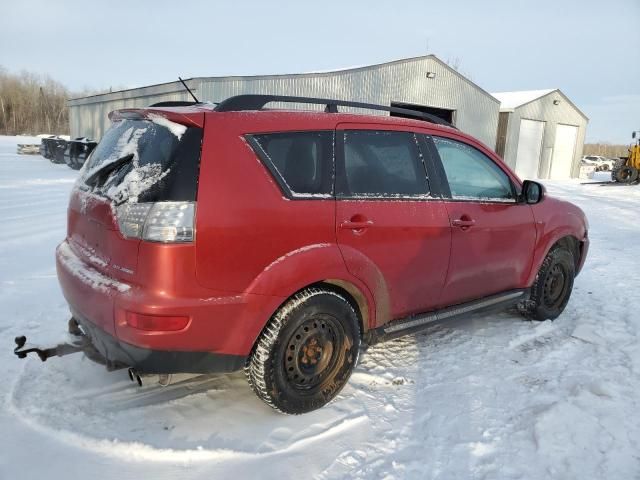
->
(365, 289), (527, 345)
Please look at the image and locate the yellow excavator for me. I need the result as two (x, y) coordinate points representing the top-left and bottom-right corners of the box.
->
(613, 131), (640, 183)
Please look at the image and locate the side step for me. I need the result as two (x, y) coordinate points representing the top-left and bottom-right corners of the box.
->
(365, 289), (527, 345)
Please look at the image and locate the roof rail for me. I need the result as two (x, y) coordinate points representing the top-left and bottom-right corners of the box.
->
(149, 100), (200, 107)
(214, 94), (456, 128)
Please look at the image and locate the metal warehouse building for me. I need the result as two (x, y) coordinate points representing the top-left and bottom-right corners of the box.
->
(68, 55), (500, 147)
(492, 89), (588, 179)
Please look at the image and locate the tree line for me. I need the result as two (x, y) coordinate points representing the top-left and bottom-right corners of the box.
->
(0, 67), (72, 136)
(583, 143), (632, 158)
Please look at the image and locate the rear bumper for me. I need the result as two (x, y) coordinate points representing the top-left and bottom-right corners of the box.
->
(56, 240), (285, 370)
(73, 310), (246, 374)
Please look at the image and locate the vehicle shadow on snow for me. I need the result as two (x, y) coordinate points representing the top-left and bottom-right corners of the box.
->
(10, 351), (371, 455)
(10, 309), (544, 468)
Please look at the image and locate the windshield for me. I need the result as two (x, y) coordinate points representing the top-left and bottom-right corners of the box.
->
(77, 118), (202, 204)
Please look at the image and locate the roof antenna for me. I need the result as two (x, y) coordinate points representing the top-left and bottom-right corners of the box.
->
(178, 77), (199, 103)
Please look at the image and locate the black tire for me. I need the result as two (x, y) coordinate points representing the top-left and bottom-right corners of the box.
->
(614, 166), (639, 184)
(246, 288), (361, 414)
(521, 246), (575, 321)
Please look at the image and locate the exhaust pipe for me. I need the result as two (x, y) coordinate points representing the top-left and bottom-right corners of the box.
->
(127, 367), (143, 386)
(127, 368), (199, 387)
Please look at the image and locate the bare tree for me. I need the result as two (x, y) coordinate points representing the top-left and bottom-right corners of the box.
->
(0, 67), (71, 135)
(583, 143), (631, 158)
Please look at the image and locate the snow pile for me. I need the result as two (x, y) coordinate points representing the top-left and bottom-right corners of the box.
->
(0, 136), (639, 479)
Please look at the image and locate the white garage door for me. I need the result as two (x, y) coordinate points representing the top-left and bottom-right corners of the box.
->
(515, 119), (545, 179)
(550, 124), (578, 179)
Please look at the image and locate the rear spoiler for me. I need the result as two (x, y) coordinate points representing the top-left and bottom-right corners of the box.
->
(109, 108), (205, 129)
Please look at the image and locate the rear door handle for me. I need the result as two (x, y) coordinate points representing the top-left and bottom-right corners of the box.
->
(452, 218), (476, 228)
(340, 220), (374, 230)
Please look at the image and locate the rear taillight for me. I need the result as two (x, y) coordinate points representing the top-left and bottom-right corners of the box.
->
(116, 201), (195, 243)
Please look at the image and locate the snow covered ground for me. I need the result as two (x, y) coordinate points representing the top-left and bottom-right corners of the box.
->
(1, 134), (639, 479)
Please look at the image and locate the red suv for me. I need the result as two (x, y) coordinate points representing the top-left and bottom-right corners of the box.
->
(54, 95), (589, 414)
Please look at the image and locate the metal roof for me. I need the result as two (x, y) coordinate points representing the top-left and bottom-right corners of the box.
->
(491, 89), (556, 109)
(68, 55), (499, 106)
(491, 88), (588, 120)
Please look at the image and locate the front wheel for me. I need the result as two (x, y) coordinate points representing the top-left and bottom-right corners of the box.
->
(246, 288), (361, 414)
(614, 166), (639, 183)
(520, 246), (575, 321)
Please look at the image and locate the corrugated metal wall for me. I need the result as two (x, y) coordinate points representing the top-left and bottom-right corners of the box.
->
(68, 56), (499, 146)
(197, 57), (499, 147)
(500, 91), (588, 179)
(68, 80), (197, 140)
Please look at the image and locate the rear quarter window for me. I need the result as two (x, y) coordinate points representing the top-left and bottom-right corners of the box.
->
(246, 131), (334, 198)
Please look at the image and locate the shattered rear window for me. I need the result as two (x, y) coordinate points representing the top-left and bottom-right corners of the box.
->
(78, 118), (202, 204)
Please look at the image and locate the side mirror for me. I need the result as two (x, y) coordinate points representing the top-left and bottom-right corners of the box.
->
(521, 180), (545, 204)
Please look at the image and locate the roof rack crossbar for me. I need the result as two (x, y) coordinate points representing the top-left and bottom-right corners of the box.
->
(214, 94), (456, 128)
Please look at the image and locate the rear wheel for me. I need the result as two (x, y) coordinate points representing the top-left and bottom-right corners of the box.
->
(246, 288), (360, 414)
(520, 246), (575, 321)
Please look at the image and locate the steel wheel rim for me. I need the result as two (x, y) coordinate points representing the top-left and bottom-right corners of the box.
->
(284, 314), (345, 392)
(542, 263), (568, 309)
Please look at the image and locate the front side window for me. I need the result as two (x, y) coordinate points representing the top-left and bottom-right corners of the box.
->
(249, 131), (333, 197)
(433, 136), (515, 202)
(339, 130), (428, 197)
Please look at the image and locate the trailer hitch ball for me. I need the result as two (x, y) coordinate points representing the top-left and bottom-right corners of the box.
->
(14, 336), (28, 358)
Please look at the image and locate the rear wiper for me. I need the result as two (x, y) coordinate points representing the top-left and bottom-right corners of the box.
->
(84, 153), (134, 188)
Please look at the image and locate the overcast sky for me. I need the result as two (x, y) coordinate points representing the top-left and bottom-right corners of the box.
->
(1, 0), (638, 143)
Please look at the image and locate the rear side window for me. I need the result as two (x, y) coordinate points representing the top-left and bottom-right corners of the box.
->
(338, 130), (429, 198)
(248, 131), (333, 198)
(432, 136), (515, 202)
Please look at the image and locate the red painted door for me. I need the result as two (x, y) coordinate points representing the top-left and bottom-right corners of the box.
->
(334, 124), (451, 323)
(441, 202), (536, 305)
(430, 136), (537, 305)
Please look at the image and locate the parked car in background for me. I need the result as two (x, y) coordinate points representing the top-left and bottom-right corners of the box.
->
(581, 155), (615, 171)
(51, 95), (589, 414)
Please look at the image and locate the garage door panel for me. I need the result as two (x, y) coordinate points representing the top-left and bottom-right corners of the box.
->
(515, 119), (545, 179)
(550, 124), (578, 179)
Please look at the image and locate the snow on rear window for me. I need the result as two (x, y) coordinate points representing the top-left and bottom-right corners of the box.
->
(78, 119), (181, 204)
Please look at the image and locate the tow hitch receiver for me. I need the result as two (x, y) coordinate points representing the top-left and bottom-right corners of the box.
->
(13, 335), (85, 362)
(13, 318), (115, 368)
